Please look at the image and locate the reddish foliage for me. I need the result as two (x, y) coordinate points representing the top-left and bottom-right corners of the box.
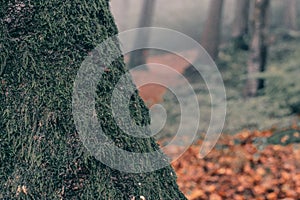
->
(169, 130), (300, 200)
(129, 50), (197, 106)
(131, 52), (300, 199)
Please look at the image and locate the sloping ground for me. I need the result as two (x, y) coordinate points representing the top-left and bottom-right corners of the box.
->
(133, 52), (300, 199)
(129, 50), (197, 106)
(170, 129), (300, 200)
(130, 38), (300, 134)
(129, 50), (214, 140)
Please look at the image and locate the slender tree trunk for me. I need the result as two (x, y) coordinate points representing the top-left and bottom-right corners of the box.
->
(201, 0), (224, 60)
(284, 0), (298, 30)
(183, 0), (224, 80)
(0, 0), (186, 199)
(232, 0), (250, 49)
(128, 0), (156, 69)
(244, 0), (270, 97)
(119, 0), (130, 30)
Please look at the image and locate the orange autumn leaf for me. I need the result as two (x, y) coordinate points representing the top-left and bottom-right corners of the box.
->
(188, 189), (206, 200)
(209, 193), (222, 200)
(266, 192), (277, 200)
(281, 135), (290, 143)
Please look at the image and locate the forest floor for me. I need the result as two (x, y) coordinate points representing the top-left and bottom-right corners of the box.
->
(129, 37), (300, 199)
(170, 129), (300, 200)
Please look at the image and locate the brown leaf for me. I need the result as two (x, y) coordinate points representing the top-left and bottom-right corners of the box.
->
(209, 193), (222, 200)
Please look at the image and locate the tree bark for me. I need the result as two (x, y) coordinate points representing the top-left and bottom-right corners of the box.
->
(128, 0), (156, 69)
(284, 0), (298, 30)
(201, 0), (224, 60)
(244, 0), (270, 97)
(0, 0), (186, 199)
(232, 0), (250, 49)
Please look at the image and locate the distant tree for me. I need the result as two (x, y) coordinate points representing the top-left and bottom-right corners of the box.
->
(128, 0), (156, 69)
(232, 0), (250, 49)
(0, 0), (186, 199)
(119, 0), (130, 30)
(244, 0), (270, 97)
(183, 0), (224, 80)
(201, 0), (224, 60)
(284, 0), (298, 30)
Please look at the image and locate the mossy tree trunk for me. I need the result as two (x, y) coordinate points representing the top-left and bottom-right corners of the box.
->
(0, 0), (186, 199)
(244, 0), (270, 97)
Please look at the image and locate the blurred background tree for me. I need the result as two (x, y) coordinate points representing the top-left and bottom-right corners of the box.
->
(201, 0), (225, 61)
(231, 0), (250, 49)
(244, 0), (270, 97)
(284, 0), (298, 31)
(128, 0), (156, 70)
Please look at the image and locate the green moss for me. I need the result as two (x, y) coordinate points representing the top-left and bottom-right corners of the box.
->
(0, 1), (186, 199)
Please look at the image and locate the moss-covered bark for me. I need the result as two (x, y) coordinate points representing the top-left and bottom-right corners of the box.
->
(0, 0), (186, 199)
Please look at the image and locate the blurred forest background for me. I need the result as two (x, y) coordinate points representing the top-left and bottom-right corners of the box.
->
(110, 1), (300, 199)
(110, 0), (300, 135)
